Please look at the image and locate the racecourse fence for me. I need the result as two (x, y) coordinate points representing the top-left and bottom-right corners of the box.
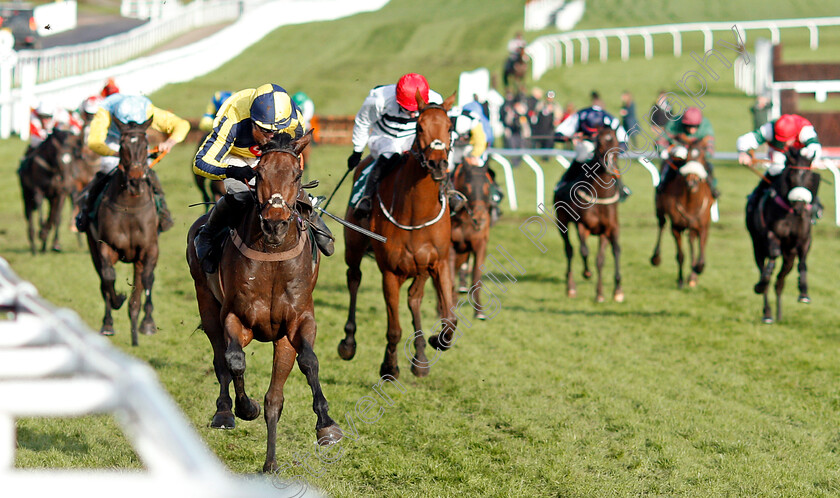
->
(526, 17), (840, 81)
(0, 258), (317, 497)
(488, 148), (840, 226)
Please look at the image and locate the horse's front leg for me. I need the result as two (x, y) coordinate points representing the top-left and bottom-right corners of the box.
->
(139, 245), (159, 337)
(407, 274), (430, 377)
(94, 241), (125, 336)
(223, 313), (260, 421)
(687, 229), (698, 288)
(650, 207), (666, 266)
(694, 223), (709, 276)
(194, 284), (234, 429)
(595, 234), (608, 303)
(673, 228), (685, 289)
(22, 194), (37, 255)
(293, 318), (342, 454)
(577, 225), (592, 279)
(471, 238), (489, 318)
(774, 253), (796, 323)
(755, 233), (781, 295)
(44, 193), (65, 252)
(560, 227), (576, 298)
(428, 258), (459, 352)
(380, 271), (407, 378)
(128, 261), (145, 347)
(262, 335), (296, 473)
(339, 231), (366, 361)
(797, 237), (812, 303)
(610, 229), (623, 303)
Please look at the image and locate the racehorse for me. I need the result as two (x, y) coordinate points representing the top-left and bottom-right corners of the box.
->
(67, 133), (96, 242)
(17, 129), (78, 254)
(449, 162), (492, 318)
(552, 127), (624, 302)
(746, 149), (820, 324)
(83, 117), (160, 346)
(341, 92), (459, 378)
(186, 130), (342, 472)
(650, 142), (714, 288)
(503, 47), (529, 92)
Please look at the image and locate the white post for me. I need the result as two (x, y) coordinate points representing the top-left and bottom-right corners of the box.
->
(489, 154), (518, 211)
(670, 28), (681, 57)
(637, 157), (660, 186)
(820, 159), (840, 226)
(555, 155), (570, 169)
(701, 27), (713, 53)
(521, 155), (546, 213)
(577, 35), (588, 63)
(808, 23), (818, 49)
(562, 37), (573, 66)
(0, 51), (16, 139)
(618, 32), (629, 61)
(642, 30), (653, 59)
(18, 62), (36, 140)
(769, 24), (780, 44)
(0, 414), (13, 471)
(596, 33), (607, 62)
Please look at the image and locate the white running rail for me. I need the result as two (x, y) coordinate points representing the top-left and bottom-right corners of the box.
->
(0, 257), (320, 497)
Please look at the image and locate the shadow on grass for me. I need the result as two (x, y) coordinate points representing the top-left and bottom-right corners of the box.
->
(504, 304), (687, 319)
(17, 426), (91, 455)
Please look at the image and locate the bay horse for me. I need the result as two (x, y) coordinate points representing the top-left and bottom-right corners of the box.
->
(746, 149), (820, 324)
(503, 47), (529, 92)
(449, 162), (492, 319)
(186, 130), (342, 472)
(83, 117), (159, 346)
(341, 92), (459, 379)
(650, 142), (714, 288)
(67, 132), (96, 242)
(17, 129), (78, 254)
(552, 127), (624, 302)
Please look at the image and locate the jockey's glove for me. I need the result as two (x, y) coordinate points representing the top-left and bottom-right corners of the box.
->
(225, 165), (256, 183)
(347, 151), (362, 170)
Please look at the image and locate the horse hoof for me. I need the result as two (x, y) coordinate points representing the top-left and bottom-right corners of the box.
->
(567, 289), (577, 298)
(798, 295), (811, 304)
(100, 327), (115, 337)
(754, 282), (767, 295)
(475, 311), (487, 320)
(651, 255), (661, 266)
(337, 339), (356, 360)
(379, 363), (400, 379)
(677, 280), (684, 290)
(234, 398), (261, 421)
(316, 424), (343, 446)
(583, 270), (592, 280)
(614, 291), (625, 303)
(51, 244), (62, 253)
(262, 461), (277, 473)
(688, 280), (697, 288)
(596, 295), (606, 303)
(211, 411), (235, 429)
(428, 334), (451, 352)
(411, 361), (430, 377)
(140, 321), (157, 335)
(112, 293), (127, 310)
(762, 317), (774, 325)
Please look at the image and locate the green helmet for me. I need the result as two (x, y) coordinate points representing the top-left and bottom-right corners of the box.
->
(292, 91), (310, 109)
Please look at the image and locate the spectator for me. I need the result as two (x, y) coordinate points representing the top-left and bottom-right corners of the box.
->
(590, 90), (605, 109)
(507, 31), (526, 56)
(501, 93), (530, 165)
(531, 89), (558, 156)
(649, 90), (672, 148)
(619, 91), (639, 147)
(751, 95), (771, 130)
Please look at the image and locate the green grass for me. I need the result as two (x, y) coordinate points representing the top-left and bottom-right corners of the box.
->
(8, 0), (840, 496)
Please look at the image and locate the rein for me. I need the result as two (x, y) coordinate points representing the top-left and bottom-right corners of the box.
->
(230, 228), (308, 262)
(378, 192), (448, 230)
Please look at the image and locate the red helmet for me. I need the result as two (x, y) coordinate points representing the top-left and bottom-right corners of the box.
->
(396, 73), (430, 112)
(681, 107), (703, 126)
(774, 114), (800, 142)
(101, 78), (120, 97)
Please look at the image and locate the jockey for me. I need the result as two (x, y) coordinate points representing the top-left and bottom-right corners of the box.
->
(25, 102), (82, 159)
(658, 106), (719, 198)
(737, 113), (823, 219)
(76, 94), (190, 233)
(198, 91), (232, 132)
(193, 83), (335, 274)
(448, 104), (500, 218)
(292, 91), (315, 131)
(347, 73), (443, 219)
(554, 104), (632, 201)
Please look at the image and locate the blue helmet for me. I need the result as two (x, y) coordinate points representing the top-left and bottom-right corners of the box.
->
(113, 95), (151, 124)
(213, 91), (232, 112)
(580, 108), (607, 134)
(250, 84), (294, 131)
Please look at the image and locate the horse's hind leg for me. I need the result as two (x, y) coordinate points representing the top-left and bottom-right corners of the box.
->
(92, 241), (125, 335)
(471, 239), (489, 318)
(223, 314), (261, 421)
(196, 285), (234, 429)
(610, 230), (623, 303)
(407, 274), (430, 377)
(44, 194), (65, 252)
(340, 227), (367, 361)
(139, 248), (159, 338)
(774, 254), (796, 323)
(756, 233), (781, 296)
(21, 191), (37, 255)
(595, 234), (608, 303)
(128, 262), (145, 347)
(673, 228), (685, 289)
(561, 228), (576, 298)
(650, 208), (666, 266)
(797, 238), (812, 303)
(687, 229), (698, 288)
(578, 225), (592, 279)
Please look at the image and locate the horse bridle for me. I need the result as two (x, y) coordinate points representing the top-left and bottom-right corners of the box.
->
(254, 148), (308, 237)
(410, 103), (452, 179)
(119, 129), (150, 182)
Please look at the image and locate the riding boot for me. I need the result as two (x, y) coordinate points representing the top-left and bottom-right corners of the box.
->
(195, 192), (250, 273)
(812, 197), (824, 225)
(298, 192), (335, 256)
(705, 162), (720, 199)
(656, 165), (673, 194)
(355, 154), (401, 219)
(75, 171), (111, 232)
(147, 170), (174, 232)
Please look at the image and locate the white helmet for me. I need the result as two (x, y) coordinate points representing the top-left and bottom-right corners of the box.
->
(82, 97), (101, 115)
(35, 101), (56, 117)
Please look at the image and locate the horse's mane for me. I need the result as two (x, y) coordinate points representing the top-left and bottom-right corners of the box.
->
(260, 133), (297, 156)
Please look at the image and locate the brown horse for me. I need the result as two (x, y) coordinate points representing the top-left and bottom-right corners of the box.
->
(341, 92), (459, 379)
(552, 127), (624, 302)
(67, 133), (96, 241)
(650, 143), (713, 288)
(449, 162), (492, 319)
(83, 117), (159, 346)
(186, 130), (342, 472)
(17, 129), (78, 254)
(746, 149), (820, 324)
(503, 47), (529, 92)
